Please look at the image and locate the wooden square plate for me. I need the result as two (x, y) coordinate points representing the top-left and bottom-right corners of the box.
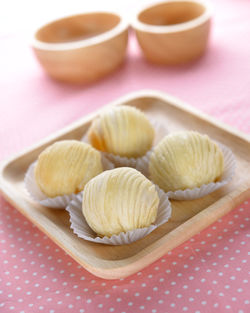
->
(0, 90), (249, 279)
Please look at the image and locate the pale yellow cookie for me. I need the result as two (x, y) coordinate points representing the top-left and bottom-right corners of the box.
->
(35, 140), (103, 197)
(149, 131), (224, 192)
(87, 106), (154, 157)
(82, 167), (159, 237)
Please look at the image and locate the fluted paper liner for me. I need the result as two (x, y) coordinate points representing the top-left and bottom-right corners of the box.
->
(135, 143), (236, 200)
(24, 156), (114, 209)
(82, 119), (168, 168)
(66, 186), (172, 245)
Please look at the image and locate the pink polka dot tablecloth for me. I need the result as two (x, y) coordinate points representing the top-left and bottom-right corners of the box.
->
(0, 0), (250, 312)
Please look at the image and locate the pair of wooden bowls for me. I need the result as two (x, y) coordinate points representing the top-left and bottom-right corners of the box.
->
(32, 0), (211, 84)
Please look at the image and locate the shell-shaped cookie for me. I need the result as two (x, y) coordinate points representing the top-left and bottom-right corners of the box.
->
(35, 140), (103, 198)
(82, 167), (159, 237)
(87, 106), (155, 157)
(149, 131), (224, 192)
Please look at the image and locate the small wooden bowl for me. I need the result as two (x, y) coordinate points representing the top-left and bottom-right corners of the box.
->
(132, 0), (211, 65)
(32, 12), (129, 84)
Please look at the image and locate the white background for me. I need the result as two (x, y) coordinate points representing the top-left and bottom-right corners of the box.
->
(0, 0), (159, 36)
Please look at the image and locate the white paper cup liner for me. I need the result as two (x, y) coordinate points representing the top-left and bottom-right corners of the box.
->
(24, 156), (114, 209)
(134, 143), (236, 200)
(66, 186), (172, 245)
(82, 119), (168, 168)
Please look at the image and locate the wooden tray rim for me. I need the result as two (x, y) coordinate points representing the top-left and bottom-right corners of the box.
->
(0, 89), (249, 279)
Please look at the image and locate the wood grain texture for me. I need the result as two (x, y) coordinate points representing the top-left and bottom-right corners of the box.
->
(32, 12), (128, 84)
(132, 0), (211, 65)
(0, 90), (249, 279)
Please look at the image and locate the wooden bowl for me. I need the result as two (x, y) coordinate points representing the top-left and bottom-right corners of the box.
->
(32, 12), (129, 84)
(132, 0), (211, 65)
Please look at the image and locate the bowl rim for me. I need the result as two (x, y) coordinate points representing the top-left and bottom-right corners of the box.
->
(131, 0), (212, 34)
(31, 11), (129, 51)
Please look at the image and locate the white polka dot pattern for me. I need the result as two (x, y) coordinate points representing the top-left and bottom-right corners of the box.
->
(1, 0), (250, 311)
(0, 199), (249, 312)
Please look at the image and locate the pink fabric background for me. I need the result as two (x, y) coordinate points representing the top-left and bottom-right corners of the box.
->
(0, 0), (250, 312)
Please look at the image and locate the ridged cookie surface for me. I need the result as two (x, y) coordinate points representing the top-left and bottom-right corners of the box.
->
(82, 167), (159, 237)
(149, 131), (224, 192)
(87, 106), (154, 157)
(35, 140), (103, 197)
